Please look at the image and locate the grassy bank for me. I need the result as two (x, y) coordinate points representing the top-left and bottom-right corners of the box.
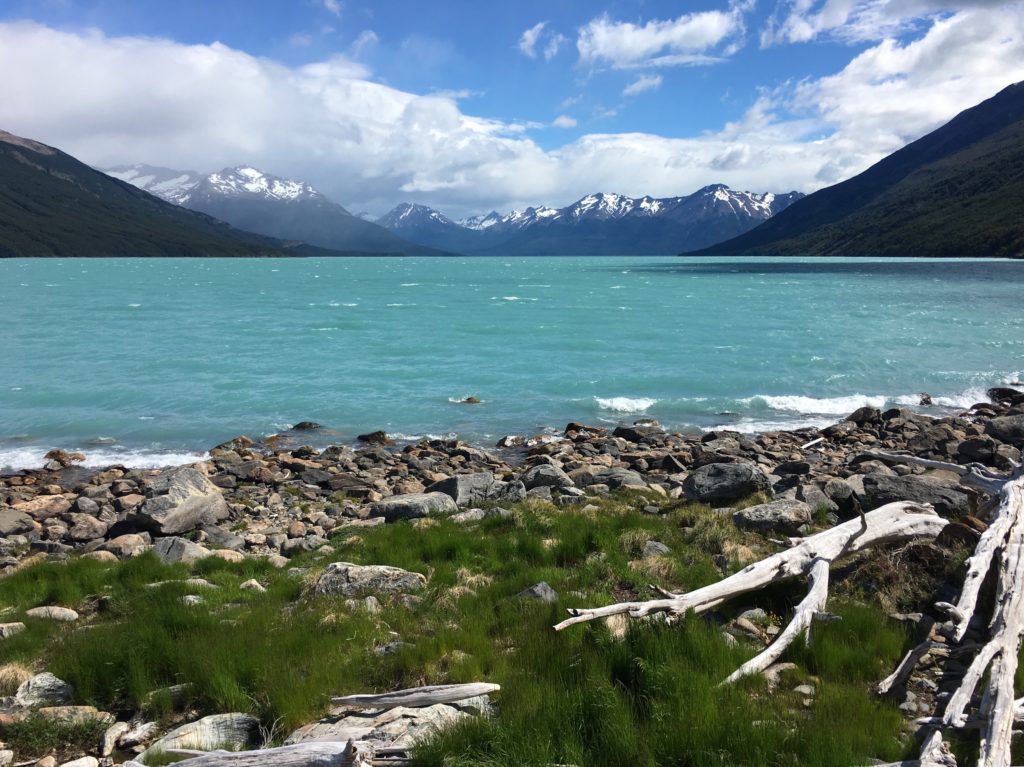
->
(1, 493), (920, 765)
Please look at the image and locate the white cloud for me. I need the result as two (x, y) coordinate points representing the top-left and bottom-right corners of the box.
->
(552, 115), (577, 128)
(323, 0), (342, 18)
(577, 8), (746, 68)
(623, 74), (663, 96)
(349, 29), (378, 55)
(0, 14), (1021, 218)
(518, 21), (546, 58)
(544, 33), (567, 60)
(289, 33), (313, 47)
(761, 0), (1021, 44)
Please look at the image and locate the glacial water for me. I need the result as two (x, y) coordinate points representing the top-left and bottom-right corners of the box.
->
(1, 256), (1023, 470)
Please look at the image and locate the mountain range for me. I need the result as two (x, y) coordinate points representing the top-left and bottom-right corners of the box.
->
(690, 80), (1024, 257)
(105, 165), (446, 257)
(375, 187), (804, 256)
(0, 131), (325, 258)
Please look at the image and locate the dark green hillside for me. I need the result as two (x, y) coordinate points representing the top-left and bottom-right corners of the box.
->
(688, 81), (1024, 257)
(0, 131), (302, 257)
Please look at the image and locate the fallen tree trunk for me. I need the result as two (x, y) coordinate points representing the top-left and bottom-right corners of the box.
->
(554, 501), (948, 634)
(331, 682), (499, 709)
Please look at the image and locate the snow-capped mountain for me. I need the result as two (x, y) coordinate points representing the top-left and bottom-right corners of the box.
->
(103, 164), (444, 257)
(104, 164), (203, 205)
(378, 185), (804, 255)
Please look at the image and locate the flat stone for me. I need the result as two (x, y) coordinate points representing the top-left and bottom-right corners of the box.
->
(313, 562), (427, 598)
(861, 474), (971, 517)
(732, 499), (812, 536)
(371, 492), (457, 522)
(25, 606), (79, 622)
(0, 509), (35, 536)
(0, 622), (26, 638)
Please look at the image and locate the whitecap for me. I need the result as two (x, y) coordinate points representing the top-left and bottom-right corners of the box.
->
(0, 446), (209, 472)
(595, 396), (658, 413)
(741, 394), (887, 415)
(128, 303), (141, 308)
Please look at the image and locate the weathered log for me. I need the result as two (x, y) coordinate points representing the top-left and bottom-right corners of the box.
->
(163, 740), (375, 767)
(331, 682), (500, 709)
(873, 731), (957, 767)
(554, 502), (947, 632)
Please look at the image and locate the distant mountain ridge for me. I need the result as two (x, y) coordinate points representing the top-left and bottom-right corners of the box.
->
(688, 81), (1024, 257)
(378, 186), (804, 256)
(105, 164), (447, 257)
(0, 130), (333, 258)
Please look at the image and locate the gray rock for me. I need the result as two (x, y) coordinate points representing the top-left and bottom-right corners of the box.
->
(139, 713), (261, 762)
(15, 672), (75, 707)
(799, 485), (838, 515)
(641, 540), (671, 558)
(0, 509), (35, 536)
(25, 606), (79, 622)
(449, 508), (513, 524)
(98, 534), (151, 559)
(521, 464), (574, 490)
(732, 500), (812, 535)
(426, 473), (526, 506)
(200, 525), (245, 551)
(683, 462), (773, 504)
(987, 415), (1024, 446)
(592, 467), (646, 489)
(285, 703), (470, 750)
(313, 562), (426, 598)
(66, 514), (109, 542)
(0, 622), (26, 638)
(861, 474), (971, 517)
(138, 467), (229, 535)
(516, 581), (558, 603)
(371, 492), (458, 522)
(152, 536), (213, 564)
(612, 424), (666, 443)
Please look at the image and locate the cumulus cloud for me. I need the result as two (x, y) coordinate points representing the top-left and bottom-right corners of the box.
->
(323, 0), (342, 17)
(577, 8), (746, 68)
(623, 74), (663, 96)
(0, 14), (1021, 218)
(552, 115), (578, 128)
(544, 33), (567, 60)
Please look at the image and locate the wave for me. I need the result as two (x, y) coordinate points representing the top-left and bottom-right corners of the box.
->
(594, 396), (658, 413)
(741, 394), (888, 415)
(0, 446), (208, 472)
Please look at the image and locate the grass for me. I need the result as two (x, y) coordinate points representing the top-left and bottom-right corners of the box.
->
(0, 492), (916, 766)
(1, 714), (109, 760)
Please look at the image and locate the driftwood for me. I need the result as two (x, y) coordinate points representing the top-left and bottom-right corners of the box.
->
(555, 501), (949, 687)
(866, 454), (1024, 767)
(331, 682), (499, 709)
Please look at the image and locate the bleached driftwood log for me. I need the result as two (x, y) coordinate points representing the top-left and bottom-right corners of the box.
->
(866, 453), (1024, 767)
(139, 740), (376, 767)
(873, 731), (958, 767)
(331, 682), (499, 709)
(554, 501), (947, 634)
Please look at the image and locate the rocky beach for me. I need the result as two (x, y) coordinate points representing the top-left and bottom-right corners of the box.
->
(1, 384), (1022, 766)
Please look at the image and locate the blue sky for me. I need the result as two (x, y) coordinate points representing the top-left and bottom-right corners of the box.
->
(1, 0), (1023, 216)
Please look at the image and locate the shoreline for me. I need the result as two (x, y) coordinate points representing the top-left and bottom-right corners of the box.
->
(1, 386), (1021, 570)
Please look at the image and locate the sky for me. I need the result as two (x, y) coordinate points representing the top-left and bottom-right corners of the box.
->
(0, 0), (1023, 218)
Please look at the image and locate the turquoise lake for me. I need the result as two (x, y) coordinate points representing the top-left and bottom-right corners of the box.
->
(2, 256), (1023, 470)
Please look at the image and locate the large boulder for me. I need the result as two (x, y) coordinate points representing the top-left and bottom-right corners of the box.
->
(15, 672), (74, 707)
(137, 467), (229, 535)
(986, 415), (1024, 446)
(0, 509), (35, 536)
(371, 492), (457, 522)
(683, 462), (773, 504)
(152, 537), (213, 564)
(98, 534), (151, 559)
(732, 500), (812, 536)
(591, 467), (646, 490)
(426, 473), (526, 506)
(520, 464), (574, 491)
(861, 474), (972, 517)
(138, 714), (261, 763)
(313, 562), (426, 598)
